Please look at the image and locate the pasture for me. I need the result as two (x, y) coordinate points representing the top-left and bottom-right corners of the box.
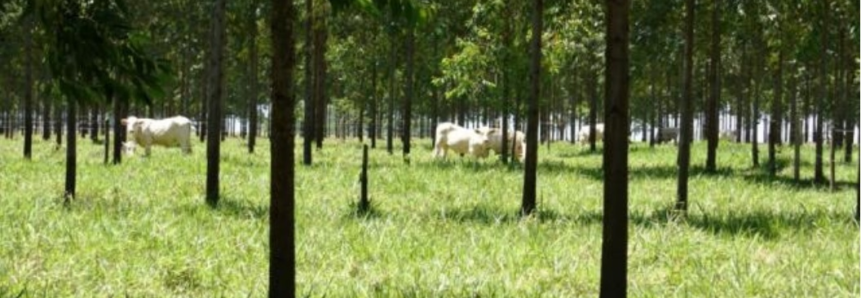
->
(0, 137), (858, 297)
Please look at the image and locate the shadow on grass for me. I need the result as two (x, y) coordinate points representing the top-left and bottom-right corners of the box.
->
(427, 204), (853, 240)
(210, 197), (268, 220)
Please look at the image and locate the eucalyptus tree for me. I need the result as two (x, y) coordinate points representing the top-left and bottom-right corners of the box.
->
(600, 0), (630, 295)
(32, 0), (169, 202)
(676, 0), (694, 212)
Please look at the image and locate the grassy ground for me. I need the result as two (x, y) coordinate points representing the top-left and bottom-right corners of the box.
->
(0, 136), (858, 297)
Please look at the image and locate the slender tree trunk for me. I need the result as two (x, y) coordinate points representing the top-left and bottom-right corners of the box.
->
(200, 71), (207, 143)
(791, 65), (800, 181)
(814, 2), (827, 183)
(64, 99), (77, 203)
(521, 0), (542, 216)
(269, 0), (297, 294)
(769, 50), (783, 176)
(589, 67), (598, 152)
(302, 0), (314, 165)
(248, 4), (259, 154)
(112, 96), (124, 164)
(370, 61), (377, 149)
(206, 0), (227, 206)
(599, 0), (630, 296)
(705, 0), (720, 171)
(845, 64), (855, 163)
(386, 32), (396, 155)
(402, 28), (414, 163)
(55, 101), (63, 146)
(23, 15), (34, 159)
(313, 6), (327, 150)
(90, 105), (100, 143)
(676, 0), (694, 212)
(42, 97), (51, 141)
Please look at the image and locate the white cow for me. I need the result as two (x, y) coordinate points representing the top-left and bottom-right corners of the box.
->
(578, 124), (605, 144)
(656, 127), (679, 144)
(433, 122), (491, 159)
(476, 127), (526, 162)
(122, 116), (193, 156)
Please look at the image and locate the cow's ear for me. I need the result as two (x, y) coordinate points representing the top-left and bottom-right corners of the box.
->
(120, 118), (128, 125)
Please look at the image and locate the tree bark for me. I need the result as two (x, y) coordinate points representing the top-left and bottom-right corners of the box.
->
(206, 0), (227, 206)
(386, 31), (396, 155)
(814, 0), (827, 183)
(402, 27), (414, 163)
(676, 0), (694, 212)
(64, 99), (76, 203)
(269, 0), (297, 294)
(599, 0), (630, 296)
(23, 15), (34, 159)
(705, 0), (720, 171)
(769, 50), (783, 176)
(313, 5), (327, 150)
(248, 3), (259, 154)
(302, 0), (314, 165)
(521, 0), (542, 216)
(112, 95), (124, 164)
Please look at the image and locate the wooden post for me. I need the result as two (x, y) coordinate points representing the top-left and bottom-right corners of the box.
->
(359, 144), (370, 213)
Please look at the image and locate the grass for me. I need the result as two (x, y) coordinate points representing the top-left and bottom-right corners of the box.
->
(0, 135), (858, 297)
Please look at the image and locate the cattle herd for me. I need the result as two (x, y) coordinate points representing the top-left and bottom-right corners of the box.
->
(118, 115), (679, 158)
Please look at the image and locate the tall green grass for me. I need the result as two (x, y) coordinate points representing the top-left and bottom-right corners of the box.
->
(0, 137), (857, 297)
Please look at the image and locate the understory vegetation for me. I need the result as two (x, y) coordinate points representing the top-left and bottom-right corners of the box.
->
(0, 137), (857, 297)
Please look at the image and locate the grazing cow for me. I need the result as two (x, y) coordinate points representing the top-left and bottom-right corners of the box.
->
(122, 116), (193, 156)
(433, 122), (491, 159)
(578, 124), (605, 144)
(656, 127), (679, 144)
(476, 127), (526, 162)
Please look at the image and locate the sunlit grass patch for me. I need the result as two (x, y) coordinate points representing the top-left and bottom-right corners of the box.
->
(0, 137), (857, 296)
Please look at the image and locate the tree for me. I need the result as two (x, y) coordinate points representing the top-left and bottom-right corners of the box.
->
(705, 0), (720, 172)
(521, 0), (541, 216)
(248, 1), (259, 154)
(676, 0), (694, 212)
(268, 0), (297, 294)
(599, 0), (629, 296)
(33, 0), (168, 202)
(813, 0), (827, 184)
(402, 26), (414, 163)
(22, 13), (34, 160)
(303, 0), (315, 165)
(206, 0), (227, 207)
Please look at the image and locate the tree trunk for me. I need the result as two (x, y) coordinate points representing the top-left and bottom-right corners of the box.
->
(313, 6), (328, 150)
(302, 0), (314, 165)
(521, 0), (542, 216)
(676, 0), (694, 212)
(790, 65), (800, 181)
(90, 105), (100, 143)
(206, 0), (227, 206)
(386, 31), (396, 155)
(23, 15), (34, 159)
(402, 28), (414, 164)
(589, 67), (598, 152)
(248, 4), (259, 154)
(705, 0), (720, 171)
(269, 0), (297, 294)
(42, 97), (51, 141)
(814, 2), (827, 183)
(64, 99), (77, 203)
(599, 0), (630, 296)
(370, 60), (377, 149)
(112, 96), (124, 164)
(55, 102), (63, 146)
(769, 50), (783, 176)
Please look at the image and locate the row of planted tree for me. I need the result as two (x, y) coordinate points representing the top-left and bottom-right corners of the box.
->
(0, 0), (857, 296)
